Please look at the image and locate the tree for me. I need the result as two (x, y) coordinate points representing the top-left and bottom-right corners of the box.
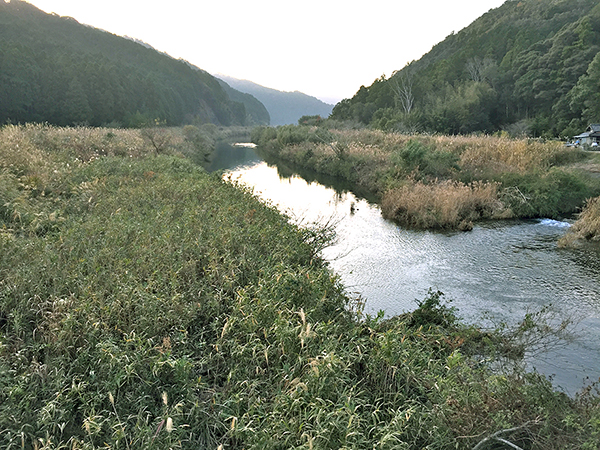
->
(465, 56), (497, 84)
(568, 51), (600, 124)
(390, 69), (415, 114)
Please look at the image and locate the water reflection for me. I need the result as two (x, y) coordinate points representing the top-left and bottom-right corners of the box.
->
(206, 141), (262, 172)
(213, 144), (600, 395)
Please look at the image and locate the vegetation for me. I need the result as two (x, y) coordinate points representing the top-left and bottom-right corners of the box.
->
(2, 124), (600, 449)
(331, 0), (600, 138)
(218, 76), (334, 126)
(0, 1), (266, 127)
(559, 196), (600, 246)
(216, 79), (271, 126)
(252, 124), (599, 229)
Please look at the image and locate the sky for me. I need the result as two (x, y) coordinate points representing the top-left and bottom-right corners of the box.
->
(26, 0), (508, 104)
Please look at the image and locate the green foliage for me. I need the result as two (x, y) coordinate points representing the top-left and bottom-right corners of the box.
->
(500, 168), (595, 218)
(180, 124), (215, 165)
(391, 139), (460, 179)
(0, 0), (252, 127)
(253, 124), (598, 225)
(298, 115), (324, 126)
(217, 79), (270, 126)
(409, 289), (457, 328)
(2, 124), (599, 449)
(276, 124), (311, 146)
(330, 0), (600, 137)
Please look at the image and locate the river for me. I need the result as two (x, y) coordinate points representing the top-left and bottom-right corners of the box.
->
(211, 142), (600, 395)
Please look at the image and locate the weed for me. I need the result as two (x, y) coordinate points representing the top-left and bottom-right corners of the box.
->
(1, 124), (599, 449)
(252, 126), (594, 228)
(559, 196), (600, 245)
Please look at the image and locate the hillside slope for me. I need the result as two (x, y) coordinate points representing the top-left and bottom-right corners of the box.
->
(217, 79), (271, 125)
(218, 76), (334, 126)
(0, 0), (257, 127)
(331, 0), (600, 137)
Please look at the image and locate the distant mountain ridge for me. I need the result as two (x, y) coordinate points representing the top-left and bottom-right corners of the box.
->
(331, 0), (600, 138)
(216, 79), (270, 126)
(217, 76), (334, 126)
(0, 0), (262, 127)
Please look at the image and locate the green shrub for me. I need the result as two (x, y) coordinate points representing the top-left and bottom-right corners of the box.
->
(276, 124), (310, 146)
(500, 169), (593, 218)
(390, 139), (460, 179)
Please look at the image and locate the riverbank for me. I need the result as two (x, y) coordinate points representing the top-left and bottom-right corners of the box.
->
(251, 126), (600, 229)
(560, 195), (600, 246)
(1, 125), (599, 449)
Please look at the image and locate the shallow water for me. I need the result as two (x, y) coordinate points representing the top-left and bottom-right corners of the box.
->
(215, 144), (600, 395)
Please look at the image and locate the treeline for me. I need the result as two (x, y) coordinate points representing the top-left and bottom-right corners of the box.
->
(0, 0), (263, 127)
(331, 0), (600, 138)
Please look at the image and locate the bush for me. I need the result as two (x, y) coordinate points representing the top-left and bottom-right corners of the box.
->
(391, 139), (460, 179)
(500, 169), (593, 218)
(181, 124), (214, 165)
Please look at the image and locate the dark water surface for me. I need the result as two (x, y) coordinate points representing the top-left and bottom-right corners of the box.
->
(213, 143), (600, 395)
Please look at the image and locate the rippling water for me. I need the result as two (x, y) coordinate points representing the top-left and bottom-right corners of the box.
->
(217, 145), (600, 395)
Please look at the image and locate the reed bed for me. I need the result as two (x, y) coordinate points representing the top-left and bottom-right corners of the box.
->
(559, 196), (600, 246)
(253, 126), (595, 229)
(381, 179), (506, 229)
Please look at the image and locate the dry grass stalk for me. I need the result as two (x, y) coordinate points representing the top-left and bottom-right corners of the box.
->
(381, 179), (505, 229)
(299, 130), (569, 176)
(559, 196), (600, 246)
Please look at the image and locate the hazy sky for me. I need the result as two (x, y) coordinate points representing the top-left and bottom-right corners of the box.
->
(26, 0), (507, 104)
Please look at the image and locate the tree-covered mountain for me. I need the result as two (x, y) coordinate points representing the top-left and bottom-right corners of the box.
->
(0, 0), (258, 127)
(217, 76), (334, 126)
(216, 78), (270, 125)
(331, 0), (600, 138)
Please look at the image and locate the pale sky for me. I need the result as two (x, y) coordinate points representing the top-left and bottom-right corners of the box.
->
(26, 0), (507, 104)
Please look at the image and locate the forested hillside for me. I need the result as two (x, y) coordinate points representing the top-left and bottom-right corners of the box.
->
(331, 0), (600, 138)
(218, 76), (334, 125)
(217, 78), (271, 125)
(0, 0), (257, 127)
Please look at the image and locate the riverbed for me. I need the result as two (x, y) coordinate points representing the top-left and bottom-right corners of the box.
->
(212, 142), (600, 395)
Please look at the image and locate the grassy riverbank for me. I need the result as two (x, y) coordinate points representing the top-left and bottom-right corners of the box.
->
(1, 125), (600, 449)
(251, 125), (600, 229)
(560, 196), (600, 246)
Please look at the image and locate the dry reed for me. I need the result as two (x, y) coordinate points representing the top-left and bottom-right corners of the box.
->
(303, 130), (571, 176)
(559, 196), (600, 246)
(381, 179), (507, 229)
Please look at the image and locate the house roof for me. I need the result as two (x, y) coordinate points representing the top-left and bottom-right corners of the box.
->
(574, 132), (600, 138)
(588, 124), (600, 132)
(574, 124), (600, 138)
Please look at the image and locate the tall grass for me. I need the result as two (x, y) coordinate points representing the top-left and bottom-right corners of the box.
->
(252, 126), (595, 228)
(1, 125), (599, 449)
(381, 179), (506, 229)
(559, 196), (600, 246)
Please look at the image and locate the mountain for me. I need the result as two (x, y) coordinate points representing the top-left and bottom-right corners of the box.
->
(0, 0), (258, 127)
(217, 76), (334, 126)
(216, 79), (270, 125)
(330, 0), (600, 138)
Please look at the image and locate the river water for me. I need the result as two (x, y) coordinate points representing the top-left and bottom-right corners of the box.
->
(211, 142), (600, 395)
